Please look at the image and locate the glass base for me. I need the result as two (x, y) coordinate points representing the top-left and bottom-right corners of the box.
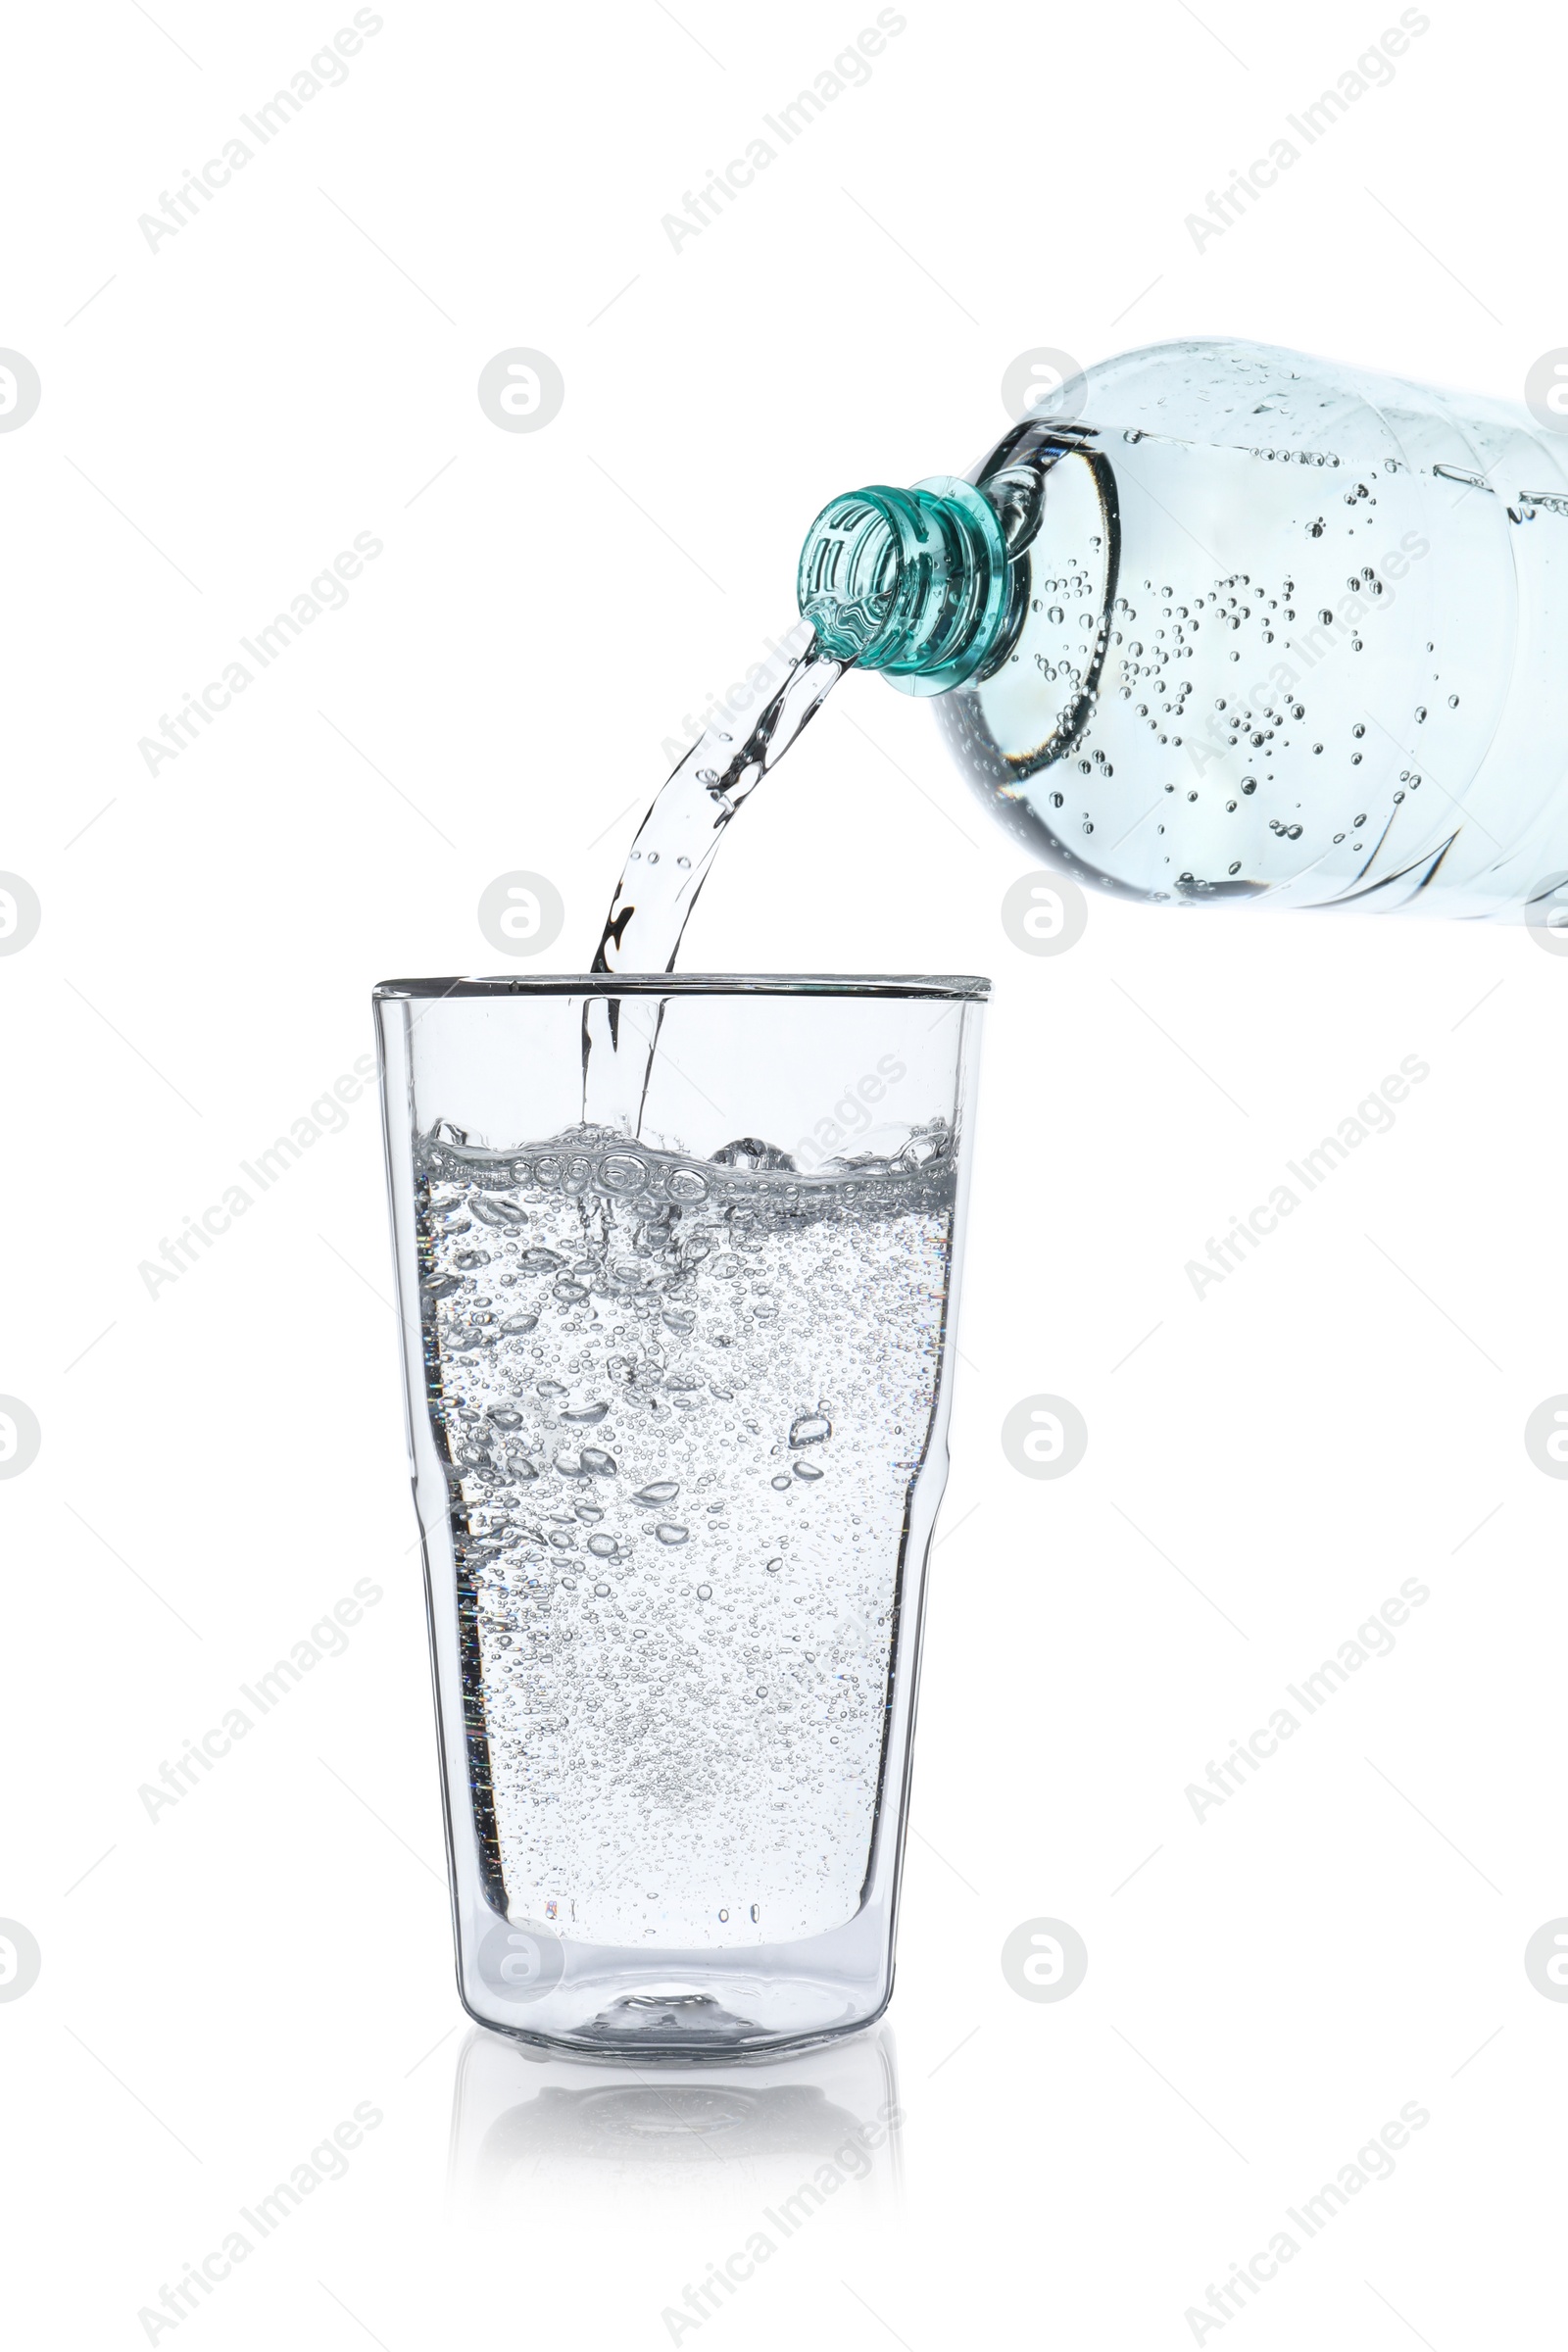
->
(456, 1898), (895, 2062)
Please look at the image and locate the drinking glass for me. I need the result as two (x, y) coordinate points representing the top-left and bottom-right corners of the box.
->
(375, 973), (986, 2058)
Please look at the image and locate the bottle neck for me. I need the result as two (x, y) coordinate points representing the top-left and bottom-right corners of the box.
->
(796, 475), (1012, 696)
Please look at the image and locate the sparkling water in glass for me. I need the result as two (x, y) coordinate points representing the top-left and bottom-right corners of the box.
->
(375, 974), (986, 2058)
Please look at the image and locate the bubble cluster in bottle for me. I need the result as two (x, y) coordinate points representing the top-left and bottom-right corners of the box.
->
(936, 426), (1506, 908)
(416, 1124), (956, 1948)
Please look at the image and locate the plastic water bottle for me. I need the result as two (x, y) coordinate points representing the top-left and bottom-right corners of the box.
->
(797, 338), (1568, 921)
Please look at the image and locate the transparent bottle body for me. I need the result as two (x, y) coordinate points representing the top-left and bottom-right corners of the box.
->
(930, 337), (1568, 918)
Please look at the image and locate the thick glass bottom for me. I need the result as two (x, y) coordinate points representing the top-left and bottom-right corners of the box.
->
(455, 1899), (895, 2061)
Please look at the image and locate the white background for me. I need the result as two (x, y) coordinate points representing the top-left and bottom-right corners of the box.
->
(2, 1), (1564, 2344)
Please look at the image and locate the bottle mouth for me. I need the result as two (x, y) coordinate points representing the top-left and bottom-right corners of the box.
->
(796, 475), (1011, 696)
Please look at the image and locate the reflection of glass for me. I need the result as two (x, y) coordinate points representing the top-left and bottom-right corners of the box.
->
(448, 2022), (903, 2223)
(377, 976), (986, 2059)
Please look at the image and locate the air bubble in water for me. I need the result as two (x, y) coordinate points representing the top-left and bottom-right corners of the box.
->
(471, 1196), (526, 1229)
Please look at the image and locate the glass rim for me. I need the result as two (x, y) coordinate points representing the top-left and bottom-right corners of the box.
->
(372, 972), (991, 1003)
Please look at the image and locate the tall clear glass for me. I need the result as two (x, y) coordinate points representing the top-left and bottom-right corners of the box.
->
(375, 974), (987, 2059)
